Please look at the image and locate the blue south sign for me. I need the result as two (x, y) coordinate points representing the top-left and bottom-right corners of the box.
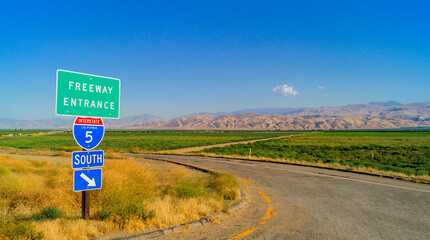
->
(72, 150), (104, 169)
(73, 168), (102, 192)
(73, 117), (104, 150)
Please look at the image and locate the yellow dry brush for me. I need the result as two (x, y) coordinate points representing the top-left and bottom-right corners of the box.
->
(0, 155), (240, 240)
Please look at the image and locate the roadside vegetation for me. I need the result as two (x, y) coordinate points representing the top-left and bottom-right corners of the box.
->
(201, 131), (430, 181)
(0, 155), (240, 240)
(0, 132), (293, 152)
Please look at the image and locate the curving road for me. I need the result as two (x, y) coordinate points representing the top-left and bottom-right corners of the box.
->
(134, 154), (430, 240)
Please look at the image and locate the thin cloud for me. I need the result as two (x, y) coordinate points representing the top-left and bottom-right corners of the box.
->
(272, 84), (299, 96)
(317, 86), (326, 90)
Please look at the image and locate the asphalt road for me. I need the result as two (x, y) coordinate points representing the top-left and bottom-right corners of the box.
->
(134, 154), (430, 240)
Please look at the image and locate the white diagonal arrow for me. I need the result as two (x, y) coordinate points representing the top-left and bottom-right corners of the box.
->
(80, 173), (96, 187)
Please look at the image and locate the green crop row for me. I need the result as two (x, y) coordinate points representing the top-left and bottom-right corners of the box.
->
(202, 132), (430, 176)
(0, 132), (295, 152)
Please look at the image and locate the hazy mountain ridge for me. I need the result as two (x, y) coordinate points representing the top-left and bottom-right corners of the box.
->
(181, 107), (304, 117)
(131, 102), (430, 130)
(104, 114), (164, 128)
(0, 114), (164, 129)
(288, 102), (430, 119)
(0, 118), (74, 129)
(2, 102), (430, 130)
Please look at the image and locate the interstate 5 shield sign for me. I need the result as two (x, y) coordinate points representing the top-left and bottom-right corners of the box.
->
(73, 117), (105, 150)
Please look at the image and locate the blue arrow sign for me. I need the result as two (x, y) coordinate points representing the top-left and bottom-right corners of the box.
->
(73, 117), (105, 150)
(72, 150), (104, 169)
(73, 169), (102, 192)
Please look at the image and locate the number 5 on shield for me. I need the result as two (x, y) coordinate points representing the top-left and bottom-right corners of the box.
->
(85, 131), (93, 143)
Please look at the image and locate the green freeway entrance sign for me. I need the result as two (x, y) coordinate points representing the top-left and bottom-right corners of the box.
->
(56, 69), (121, 118)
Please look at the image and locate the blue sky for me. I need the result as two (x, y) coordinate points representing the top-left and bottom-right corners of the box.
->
(1, 1), (429, 120)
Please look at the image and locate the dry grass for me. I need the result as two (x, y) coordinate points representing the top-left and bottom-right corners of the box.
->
(0, 155), (241, 239)
(0, 156), (78, 218)
(146, 196), (222, 228)
(34, 219), (111, 240)
(0, 148), (70, 157)
(208, 214), (228, 224)
(104, 150), (127, 159)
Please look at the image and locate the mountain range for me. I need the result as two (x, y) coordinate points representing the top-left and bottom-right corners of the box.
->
(179, 107), (304, 117)
(2, 101), (430, 130)
(0, 114), (163, 130)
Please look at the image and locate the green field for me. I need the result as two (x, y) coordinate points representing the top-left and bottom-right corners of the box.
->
(3, 131), (428, 178)
(201, 132), (430, 177)
(0, 132), (293, 152)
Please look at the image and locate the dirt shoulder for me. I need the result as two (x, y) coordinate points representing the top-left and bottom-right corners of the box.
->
(157, 135), (296, 154)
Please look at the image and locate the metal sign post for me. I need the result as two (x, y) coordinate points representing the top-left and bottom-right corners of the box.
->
(81, 149), (90, 220)
(82, 191), (90, 220)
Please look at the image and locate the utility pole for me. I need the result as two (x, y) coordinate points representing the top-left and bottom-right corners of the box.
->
(249, 147), (252, 158)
